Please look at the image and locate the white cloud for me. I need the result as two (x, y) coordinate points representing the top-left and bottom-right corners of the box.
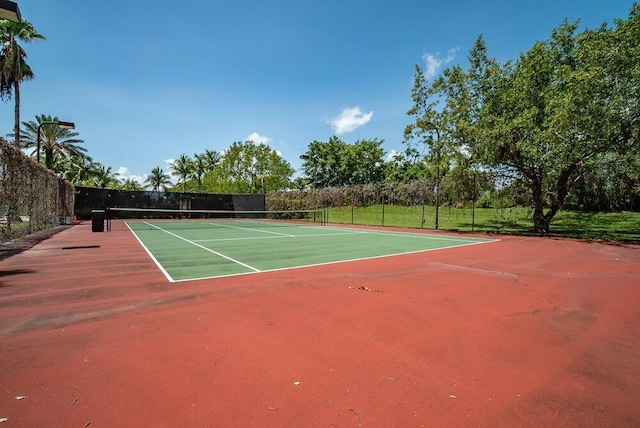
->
(329, 106), (373, 134)
(164, 159), (175, 167)
(422, 47), (459, 80)
(245, 132), (272, 144)
(116, 166), (147, 184)
(386, 150), (400, 162)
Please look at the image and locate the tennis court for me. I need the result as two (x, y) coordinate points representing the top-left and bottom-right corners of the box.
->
(122, 215), (496, 282)
(2, 219), (639, 427)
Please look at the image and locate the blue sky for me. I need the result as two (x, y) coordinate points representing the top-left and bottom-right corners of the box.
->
(2, 0), (634, 184)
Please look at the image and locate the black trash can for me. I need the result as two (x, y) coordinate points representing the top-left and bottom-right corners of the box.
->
(91, 210), (105, 232)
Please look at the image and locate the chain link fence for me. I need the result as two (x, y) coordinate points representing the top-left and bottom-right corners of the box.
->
(267, 179), (484, 229)
(1, 139), (75, 243)
(268, 179), (639, 241)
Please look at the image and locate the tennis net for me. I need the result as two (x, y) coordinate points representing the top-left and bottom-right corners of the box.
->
(105, 207), (326, 231)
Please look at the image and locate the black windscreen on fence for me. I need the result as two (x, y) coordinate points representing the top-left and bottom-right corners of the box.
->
(74, 187), (265, 219)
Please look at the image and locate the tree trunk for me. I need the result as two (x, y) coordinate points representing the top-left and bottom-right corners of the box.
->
(533, 211), (551, 234)
(531, 167), (575, 235)
(531, 179), (549, 235)
(532, 204), (549, 235)
(13, 81), (20, 148)
(45, 147), (54, 169)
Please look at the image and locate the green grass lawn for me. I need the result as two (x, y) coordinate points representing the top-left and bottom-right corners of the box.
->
(326, 205), (640, 242)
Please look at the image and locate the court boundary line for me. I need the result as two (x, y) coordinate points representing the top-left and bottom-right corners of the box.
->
(189, 225), (488, 245)
(208, 221), (295, 237)
(134, 221), (262, 282)
(125, 220), (499, 283)
(193, 230), (366, 243)
(321, 225), (493, 243)
(125, 222), (174, 282)
(125, 218), (486, 244)
(143, 221), (262, 272)
(172, 238), (499, 283)
(242, 221), (493, 244)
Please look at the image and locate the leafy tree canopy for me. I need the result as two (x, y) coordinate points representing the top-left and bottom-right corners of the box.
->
(301, 136), (385, 188)
(203, 141), (294, 193)
(406, 3), (640, 233)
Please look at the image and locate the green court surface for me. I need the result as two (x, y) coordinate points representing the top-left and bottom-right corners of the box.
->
(126, 219), (496, 282)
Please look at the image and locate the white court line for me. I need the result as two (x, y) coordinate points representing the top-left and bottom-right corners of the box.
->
(208, 221), (295, 237)
(130, 219), (499, 282)
(239, 220), (489, 243)
(140, 221), (261, 274)
(307, 224), (493, 243)
(125, 222), (175, 282)
(353, 229), (488, 243)
(191, 224), (491, 245)
(194, 230), (366, 243)
(172, 238), (499, 282)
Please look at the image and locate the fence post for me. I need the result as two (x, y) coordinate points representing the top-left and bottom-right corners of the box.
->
(435, 166), (440, 230)
(472, 173), (477, 232)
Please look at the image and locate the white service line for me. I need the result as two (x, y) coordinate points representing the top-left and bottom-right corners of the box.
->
(208, 221), (295, 237)
(193, 230), (366, 243)
(172, 237), (499, 282)
(315, 224), (495, 243)
(143, 221), (261, 273)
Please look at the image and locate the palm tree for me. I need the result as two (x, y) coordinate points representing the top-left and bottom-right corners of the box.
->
(192, 153), (208, 192)
(119, 178), (144, 191)
(171, 153), (193, 192)
(90, 165), (119, 189)
(203, 149), (221, 172)
(0, 20), (45, 147)
(59, 154), (101, 186)
(17, 115), (85, 169)
(145, 167), (172, 193)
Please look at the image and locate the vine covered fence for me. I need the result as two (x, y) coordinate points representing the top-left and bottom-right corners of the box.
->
(0, 139), (75, 243)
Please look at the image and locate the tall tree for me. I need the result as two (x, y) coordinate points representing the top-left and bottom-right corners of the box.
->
(119, 178), (144, 191)
(384, 146), (430, 183)
(407, 4), (640, 233)
(212, 141), (294, 193)
(90, 165), (119, 189)
(170, 153), (193, 192)
(474, 13), (638, 233)
(202, 149), (221, 172)
(343, 138), (386, 185)
(405, 65), (453, 172)
(192, 153), (208, 192)
(302, 136), (386, 188)
(145, 167), (172, 193)
(0, 20), (45, 147)
(302, 136), (346, 188)
(58, 153), (100, 185)
(18, 115), (85, 169)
